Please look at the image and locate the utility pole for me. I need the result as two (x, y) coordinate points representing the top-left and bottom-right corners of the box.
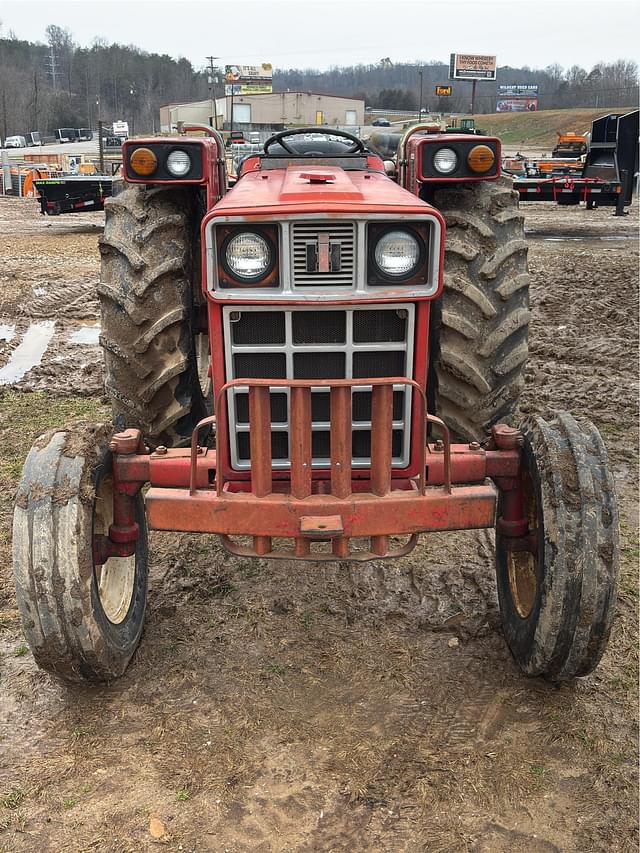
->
(33, 69), (39, 130)
(1, 89), (7, 142)
(206, 56), (220, 129)
(418, 69), (423, 120)
(98, 120), (104, 174)
(470, 80), (477, 115)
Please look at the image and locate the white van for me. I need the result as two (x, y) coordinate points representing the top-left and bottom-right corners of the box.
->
(4, 135), (27, 148)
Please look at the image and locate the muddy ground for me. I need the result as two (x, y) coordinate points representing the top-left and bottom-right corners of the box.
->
(0, 195), (637, 852)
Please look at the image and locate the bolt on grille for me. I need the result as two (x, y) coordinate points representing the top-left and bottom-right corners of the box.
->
(291, 222), (356, 287)
(224, 304), (415, 471)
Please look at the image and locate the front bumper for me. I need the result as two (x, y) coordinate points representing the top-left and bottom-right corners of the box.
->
(107, 378), (522, 562)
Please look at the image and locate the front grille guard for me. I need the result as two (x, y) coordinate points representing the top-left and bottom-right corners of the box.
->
(189, 377), (452, 560)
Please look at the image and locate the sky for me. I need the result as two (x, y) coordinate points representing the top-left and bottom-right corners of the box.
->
(0, 0), (638, 74)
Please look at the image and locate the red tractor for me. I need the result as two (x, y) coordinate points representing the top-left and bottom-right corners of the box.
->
(13, 124), (618, 683)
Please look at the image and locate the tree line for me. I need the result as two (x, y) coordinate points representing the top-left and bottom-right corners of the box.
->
(0, 25), (209, 139)
(278, 59), (639, 115)
(0, 22), (637, 139)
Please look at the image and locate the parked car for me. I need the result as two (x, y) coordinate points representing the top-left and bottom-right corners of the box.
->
(372, 118), (391, 127)
(4, 135), (27, 148)
(76, 128), (93, 142)
(27, 132), (42, 146)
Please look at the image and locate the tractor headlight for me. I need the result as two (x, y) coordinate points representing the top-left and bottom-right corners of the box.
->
(373, 229), (421, 278)
(224, 231), (273, 281)
(166, 149), (192, 177)
(433, 147), (458, 174)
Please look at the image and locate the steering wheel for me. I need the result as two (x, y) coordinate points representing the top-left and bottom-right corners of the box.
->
(263, 127), (366, 155)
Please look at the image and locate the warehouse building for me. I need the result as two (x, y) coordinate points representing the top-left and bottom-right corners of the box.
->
(160, 92), (365, 132)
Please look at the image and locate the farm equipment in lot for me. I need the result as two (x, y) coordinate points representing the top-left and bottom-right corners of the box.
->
(445, 117), (485, 135)
(13, 121), (619, 684)
(512, 110), (638, 213)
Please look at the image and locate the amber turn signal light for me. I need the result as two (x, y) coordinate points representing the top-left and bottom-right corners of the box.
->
(129, 147), (158, 176)
(467, 145), (495, 174)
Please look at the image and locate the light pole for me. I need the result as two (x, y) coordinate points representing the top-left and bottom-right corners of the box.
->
(418, 69), (423, 121)
(129, 85), (136, 136)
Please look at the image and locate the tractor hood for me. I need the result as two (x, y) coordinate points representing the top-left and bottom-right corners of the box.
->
(212, 164), (431, 217)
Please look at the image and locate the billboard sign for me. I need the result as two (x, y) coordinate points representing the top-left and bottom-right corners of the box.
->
(435, 85), (452, 96)
(112, 120), (129, 136)
(498, 84), (539, 97)
(449, 53), (497, 80)
(496, 98), (538, 112)
(225, 83), (273, 95)
(225, 63), (272, 86)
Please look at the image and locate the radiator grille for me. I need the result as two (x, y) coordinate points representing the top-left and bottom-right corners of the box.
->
(291, 222), (356, 288)
(224, 304), (415, 471)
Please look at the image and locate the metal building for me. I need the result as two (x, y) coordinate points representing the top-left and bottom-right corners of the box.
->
(160, 92), (365, 132)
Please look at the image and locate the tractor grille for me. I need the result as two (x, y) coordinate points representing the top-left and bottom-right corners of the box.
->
(291, 222), (356, 287)
(223, 304), (415, 471)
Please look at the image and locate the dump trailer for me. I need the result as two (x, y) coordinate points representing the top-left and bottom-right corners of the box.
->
(33, 174), (115, 215)
(13, 120), (619, 686)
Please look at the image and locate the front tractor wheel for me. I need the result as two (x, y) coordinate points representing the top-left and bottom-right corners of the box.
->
(99, 184), (208, 448)
(496, 413), (619, 680)
(429, 177), (530, 442)
(12, 424), (148, 682)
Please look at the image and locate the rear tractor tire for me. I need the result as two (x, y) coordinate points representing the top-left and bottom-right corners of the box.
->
(496, 413), (619, 680)
(99, 184), (209, 448)
(12, 424), (148, 682)
(429, 176), (530, 442)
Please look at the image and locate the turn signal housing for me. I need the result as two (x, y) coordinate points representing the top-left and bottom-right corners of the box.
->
(129, 147), (157, 176)
(467, 145), (495, 174)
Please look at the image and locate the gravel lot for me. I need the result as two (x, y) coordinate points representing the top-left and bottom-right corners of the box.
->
(0, 194), (637, 852)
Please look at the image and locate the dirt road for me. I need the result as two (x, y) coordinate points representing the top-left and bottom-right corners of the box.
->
(0, 196), (637, 852)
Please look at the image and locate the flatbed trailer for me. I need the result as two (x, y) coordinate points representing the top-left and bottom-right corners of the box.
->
(513, 175), (623, 209)
(33, 175), (115, 215)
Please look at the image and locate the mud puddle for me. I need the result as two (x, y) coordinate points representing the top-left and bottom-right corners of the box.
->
(0, 319), (102, 392)
(0, 321), (55, 385)
(68, 323), (100, 345)
(0, 324), (15, 342)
